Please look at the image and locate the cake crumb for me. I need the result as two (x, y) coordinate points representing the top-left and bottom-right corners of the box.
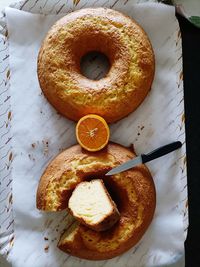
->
(28, 154), (36, 161)
(9, 194), (12, 204)
(42, 140), (49, 156)
(9, 236), (14, 246)
(8, 111), (12, 120)
(9, 152), (13, 161)
(44, 245), (49, 252)
(31, 143), (36, 148)
(44, 237), (49, 241)
(140, 126), (144, 130)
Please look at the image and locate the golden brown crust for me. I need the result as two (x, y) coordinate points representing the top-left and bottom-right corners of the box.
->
(36, 144), (116, 211)
(37, 8), (155, 123)
(36, 142), (156, 260)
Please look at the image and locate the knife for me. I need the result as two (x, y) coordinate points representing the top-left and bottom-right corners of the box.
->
(106, 141), (182, 176)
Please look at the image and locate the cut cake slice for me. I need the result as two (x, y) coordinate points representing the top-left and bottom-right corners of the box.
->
(68, 179), (120, 231)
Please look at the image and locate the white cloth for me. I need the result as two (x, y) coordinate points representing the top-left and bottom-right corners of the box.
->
(5, 2), (187, 267)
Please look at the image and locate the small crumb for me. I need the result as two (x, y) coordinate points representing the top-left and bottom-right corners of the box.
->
(28, 154), (36, 161)
(56, 229), (59, 232)
(40, 110), (43, 114)
(44, 237), (49, 241)
(8, 111), (12, 120)
(9, 194), (12, 204)
(137, 132), (140, 136)
(141, 126), (144, 131)
(9, 236), (14, 246)
(9, 152), (13, 161)
(42, 140), (49, 156)
(44, 245), (49, 252)
(31, 143), (36, 148)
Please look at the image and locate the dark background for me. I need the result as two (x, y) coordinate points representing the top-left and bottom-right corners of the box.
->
(177, 14), (200, 267)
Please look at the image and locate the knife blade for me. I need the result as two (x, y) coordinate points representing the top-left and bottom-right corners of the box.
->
(106, 141), (182, 176)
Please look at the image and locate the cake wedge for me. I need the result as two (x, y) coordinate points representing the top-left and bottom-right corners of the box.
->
(68, 179), (120, 231)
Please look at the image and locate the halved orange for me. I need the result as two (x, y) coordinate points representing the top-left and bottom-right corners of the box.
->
(76, 114), (110, 152)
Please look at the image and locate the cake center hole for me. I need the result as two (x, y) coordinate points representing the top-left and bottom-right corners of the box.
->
(80, 51), (110, 80)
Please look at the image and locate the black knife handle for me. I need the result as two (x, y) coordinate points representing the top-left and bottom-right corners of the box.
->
(141, 141), (182, 164)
